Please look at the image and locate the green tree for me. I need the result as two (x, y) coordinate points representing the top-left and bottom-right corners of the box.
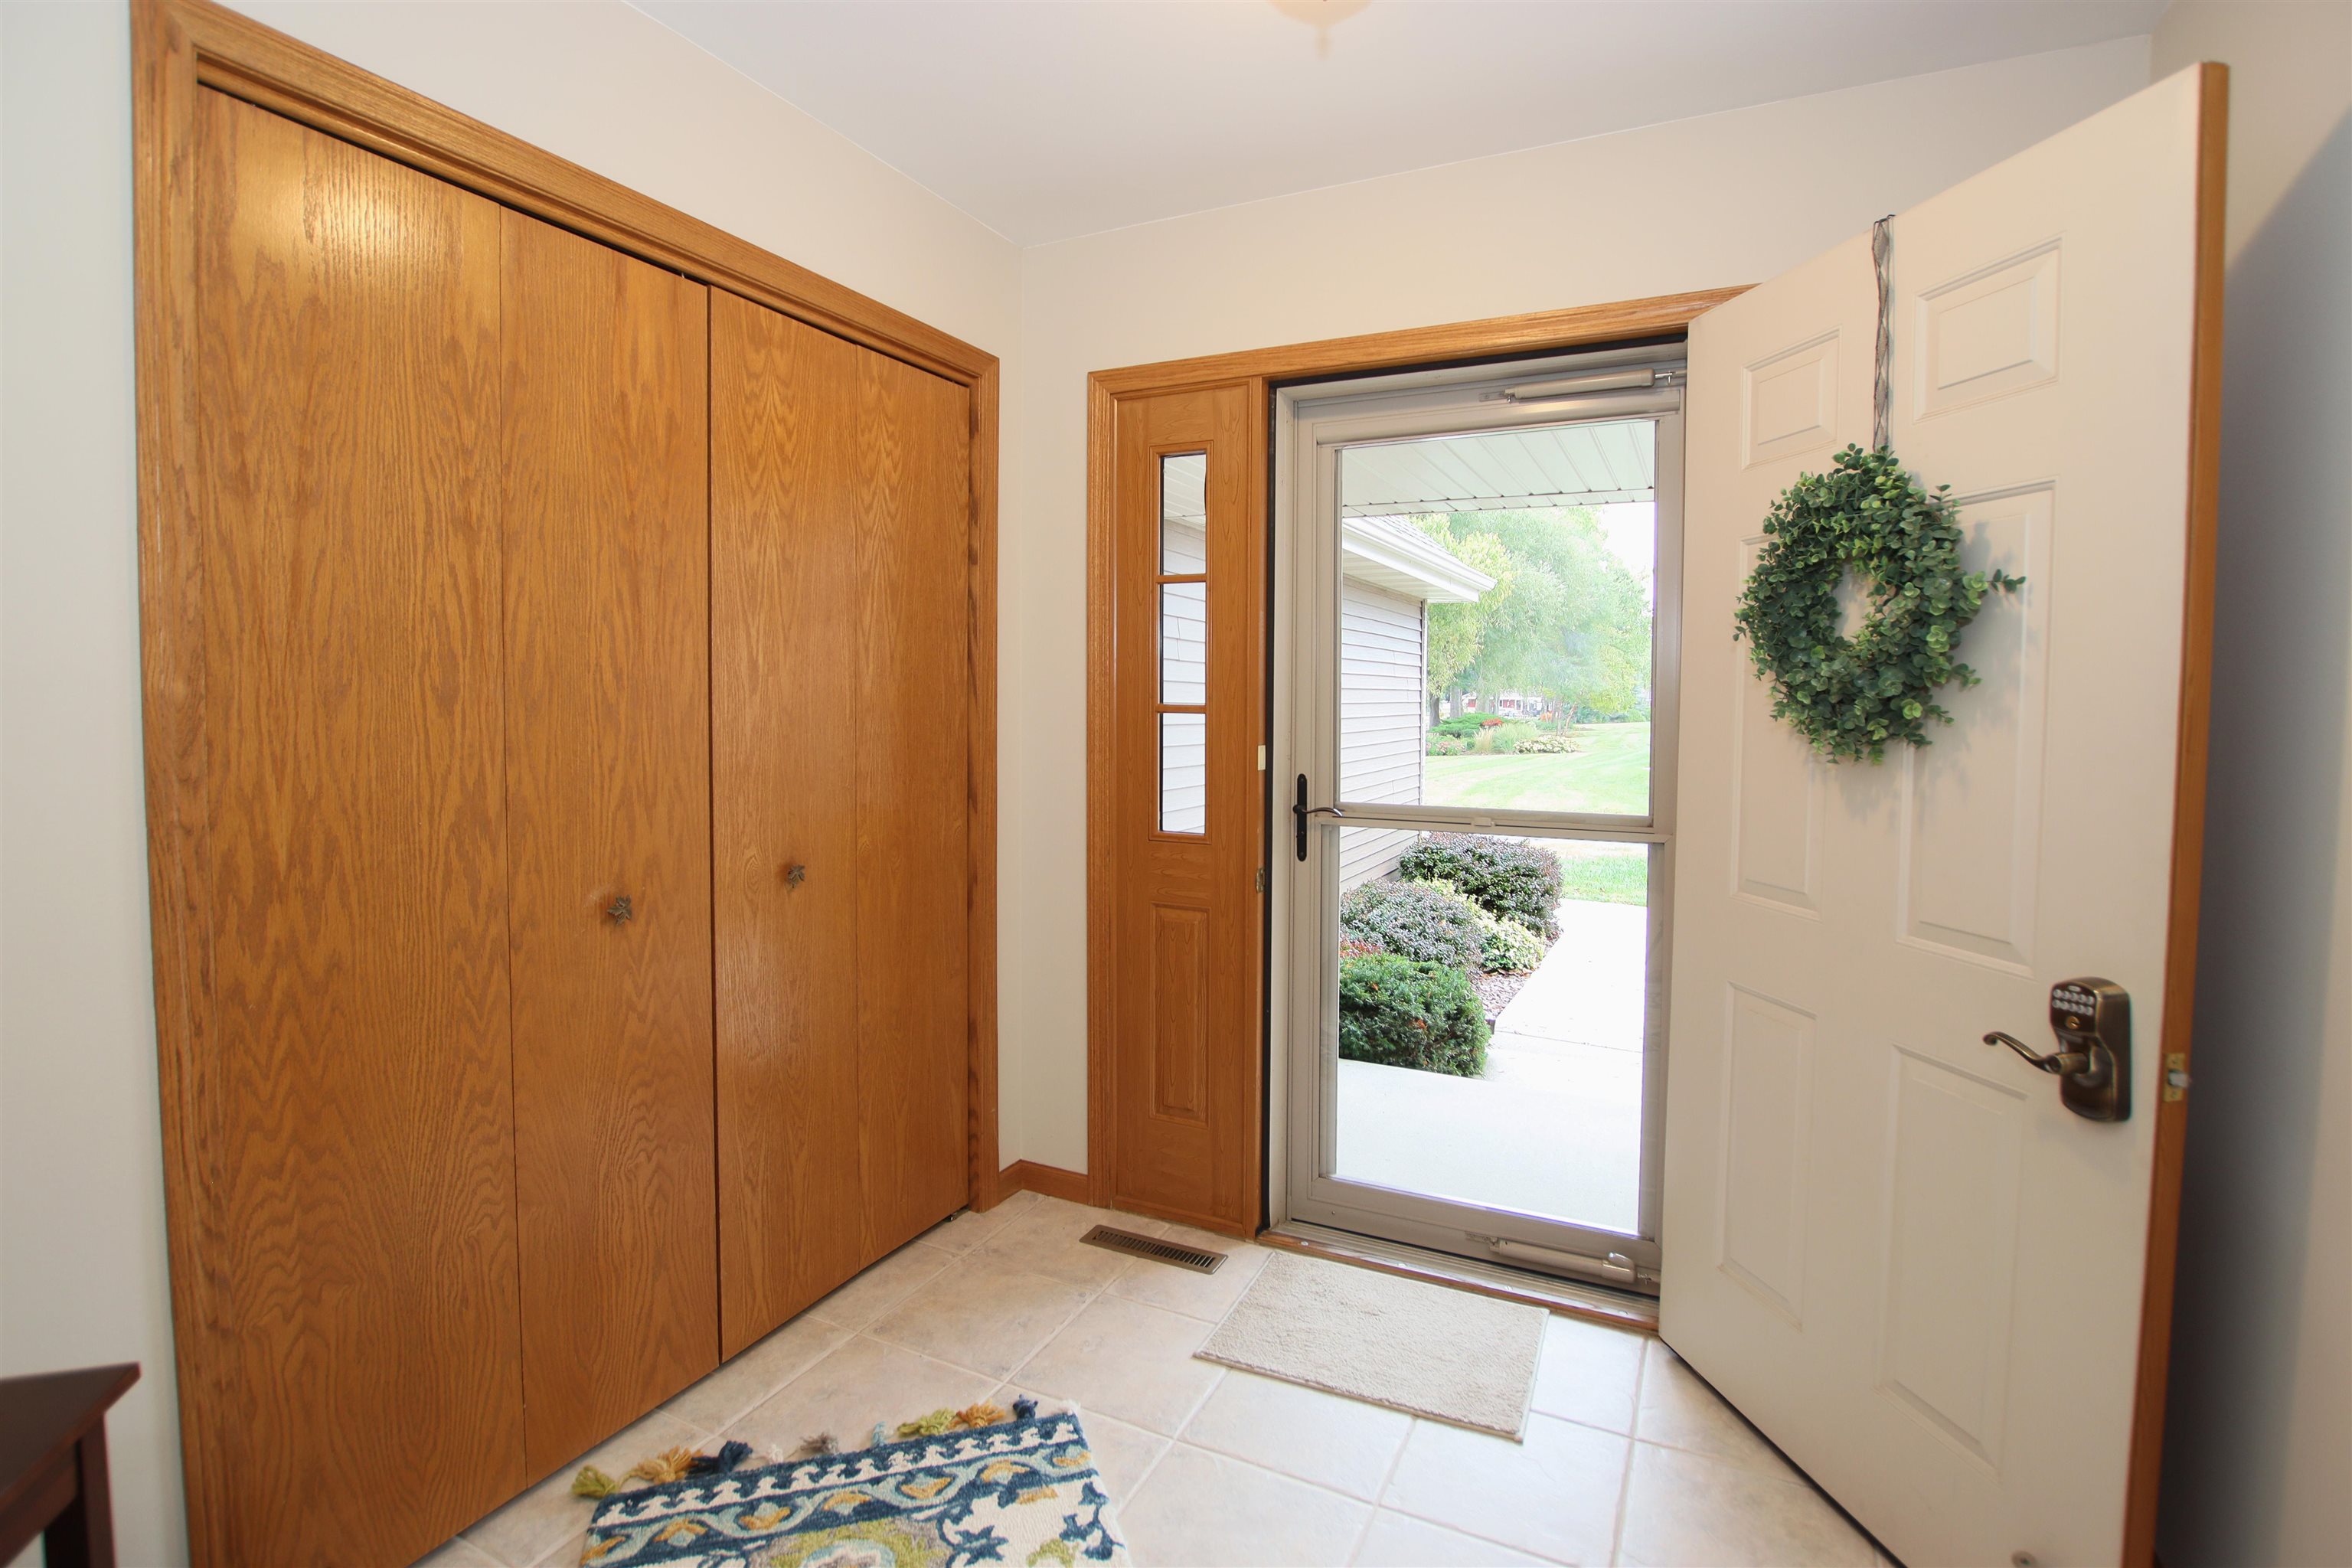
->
(1418, 508), (1651, 723)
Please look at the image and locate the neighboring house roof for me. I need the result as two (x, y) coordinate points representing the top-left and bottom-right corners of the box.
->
(1342, 515), (1493, 604)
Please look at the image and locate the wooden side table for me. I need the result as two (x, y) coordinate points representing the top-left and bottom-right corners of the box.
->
(0, 1364), (139, 1568)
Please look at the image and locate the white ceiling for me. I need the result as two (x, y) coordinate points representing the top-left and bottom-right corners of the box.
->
(633, 1), (2163, 245)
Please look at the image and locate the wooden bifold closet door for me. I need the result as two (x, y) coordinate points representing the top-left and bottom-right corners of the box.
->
(158, 60), (981, 1568)
(499, 210), (718, 1474)
(710, 292), (973, 1354)
(183, 89), (526, 1566)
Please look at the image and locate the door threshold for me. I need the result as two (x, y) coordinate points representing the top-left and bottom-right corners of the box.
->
(1259, 1221), (1659, 1334)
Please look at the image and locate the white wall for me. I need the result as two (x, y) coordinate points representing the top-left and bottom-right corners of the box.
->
(0, 5), (1019, 1562)
(0, 9), (174, 1566)
(2150, 7), (2352, 1566)
(1001, 37), (2153, 1171)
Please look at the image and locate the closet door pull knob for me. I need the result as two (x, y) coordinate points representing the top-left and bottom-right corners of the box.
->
(784, 863), (808, 888)
(606, 894), (635, 923)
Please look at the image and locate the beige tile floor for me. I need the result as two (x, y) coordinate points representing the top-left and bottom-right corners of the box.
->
(413, 1192), (1887, 1568)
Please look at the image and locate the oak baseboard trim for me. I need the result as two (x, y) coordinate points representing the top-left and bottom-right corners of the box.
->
(997, 1161), (1090, 1204)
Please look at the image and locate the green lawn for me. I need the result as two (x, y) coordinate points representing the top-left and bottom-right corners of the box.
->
(1426, 722), (1651, 816)
(1553, 842), (1650, 906)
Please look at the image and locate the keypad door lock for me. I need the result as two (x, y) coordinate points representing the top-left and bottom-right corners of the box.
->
(1984, 977), (2131, 1122)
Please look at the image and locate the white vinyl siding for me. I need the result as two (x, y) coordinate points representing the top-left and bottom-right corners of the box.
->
(1158, 513), (1208, 831)
(1338, 579), (1426, 890)
(1159, 712), (1206, 832)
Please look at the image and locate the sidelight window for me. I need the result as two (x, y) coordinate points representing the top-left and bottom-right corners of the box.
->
(1158, 451), (1209, 832)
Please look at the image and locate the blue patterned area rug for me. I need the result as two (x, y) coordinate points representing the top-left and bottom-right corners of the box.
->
(580, 1408), (1129, 1566)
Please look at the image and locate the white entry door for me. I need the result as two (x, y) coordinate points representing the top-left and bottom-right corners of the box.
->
(1661, 65), (2221, 1568)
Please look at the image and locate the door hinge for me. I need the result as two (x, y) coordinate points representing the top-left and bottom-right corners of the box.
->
(1255, 867), (1267, 893)
(2164, 1053), (2190, 1102)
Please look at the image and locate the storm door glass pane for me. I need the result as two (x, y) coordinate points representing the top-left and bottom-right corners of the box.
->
(1332, 828), (1650, 1233)
(1336, 422), (1658, 819)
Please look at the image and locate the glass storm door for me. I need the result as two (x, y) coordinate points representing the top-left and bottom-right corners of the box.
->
(1280, 354), (1684, 1287)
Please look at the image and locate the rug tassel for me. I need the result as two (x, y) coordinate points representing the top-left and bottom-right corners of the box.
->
(570, 1465), (617, 1499)
(895, 1408), (957, 1439)
(1012, 1396), (1038, 1420)
(626, 1446), (699, 1485)
(687, 1439), (753, 1475)
(795, 1432), (839, 1459)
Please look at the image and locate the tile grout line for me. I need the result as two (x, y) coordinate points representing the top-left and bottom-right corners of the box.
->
(1348, 1413), (1421, 1564)
(826, 1263), (1218, 1441)
(1157, 1427), (1579, 1567)
(1370, 1411), (1627, 1565)
(671, 1331), (853, 1439)
(1607, 1338), (1655, 1565)
(1374, 1495), (1580, 1565)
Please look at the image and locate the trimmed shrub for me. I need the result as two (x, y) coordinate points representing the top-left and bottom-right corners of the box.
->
(1339, 881), (1481, 972)
(1514, 732), (1577, 754)
(1399, 833), (1564, 938)
(1426, 733), (1469, 756)
(1338, 953), (1490, 1076)
(1410, 877), (1547, 974)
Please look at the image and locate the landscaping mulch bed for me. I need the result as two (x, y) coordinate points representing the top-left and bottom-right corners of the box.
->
(1472, 970), (1531, 1024)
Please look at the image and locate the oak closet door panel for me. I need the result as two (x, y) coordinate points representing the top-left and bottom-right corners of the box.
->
(188, 90), (524, 1566)
(710, 292), (866, 1354)
(857, 354), (975, 1259)
(500, 210), (718, 1472)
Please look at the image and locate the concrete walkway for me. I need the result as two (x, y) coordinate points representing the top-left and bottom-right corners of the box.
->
(1334, 900), (1648, 1233)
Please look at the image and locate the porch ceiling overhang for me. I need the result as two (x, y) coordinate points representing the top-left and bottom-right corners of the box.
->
(1161, 414), (1652, 605)
(1338, 419), (1657, 517)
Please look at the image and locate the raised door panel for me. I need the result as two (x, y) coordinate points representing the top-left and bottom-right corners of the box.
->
(710, 292), (866, 1352)
(856, 349), (975, 1260)
(186, 90), (524, 1566)
(501, 211), (717, 1472)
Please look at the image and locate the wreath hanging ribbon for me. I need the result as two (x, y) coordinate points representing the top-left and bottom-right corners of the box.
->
(1733, 217), (2021, 764)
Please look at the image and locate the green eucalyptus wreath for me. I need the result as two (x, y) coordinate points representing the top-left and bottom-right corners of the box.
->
(1733, 445), (2020, 763)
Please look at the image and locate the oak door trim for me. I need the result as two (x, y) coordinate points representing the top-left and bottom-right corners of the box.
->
(966, 361), (1003, 1212)
(1089, 287), (1748, 400)
(2121, 60), (2228, 1568)
(131, 8), (224, 1559)
(1085, 375), (1119, 1210)
(133, 6), (1002, 1553)
(1083, 288), (1736, 1228)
